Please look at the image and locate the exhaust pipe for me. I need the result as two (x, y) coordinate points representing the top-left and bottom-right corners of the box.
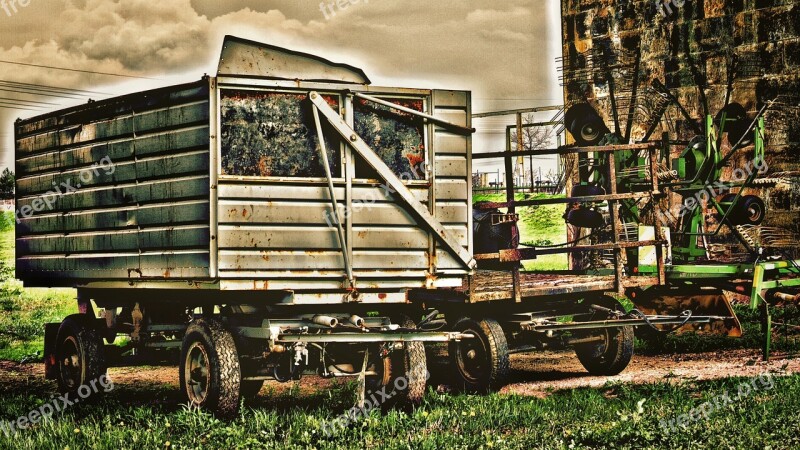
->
(349, 315), (365, 327)
(312, 315), (339, 328)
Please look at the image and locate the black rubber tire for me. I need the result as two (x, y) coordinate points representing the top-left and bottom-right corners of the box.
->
(565, 103), (609, 146)
(566, 207), (605, 228)
(721, 194), (766, 226)
(449, 317), (510, 393)
(55, 314), (106, 397)
(386, 315), (427, 408)
(179, 318), (242, 418)
(571, 184), (605, 198)
(574, 299), (634, 376)
(240, 380), (264, 400)
(738, 195), (766, 226)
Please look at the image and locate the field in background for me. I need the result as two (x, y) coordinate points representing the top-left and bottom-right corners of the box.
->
(473, 193), (569, 271)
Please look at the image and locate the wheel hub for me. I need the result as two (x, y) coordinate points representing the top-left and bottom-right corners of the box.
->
(185, 343), (210, 403)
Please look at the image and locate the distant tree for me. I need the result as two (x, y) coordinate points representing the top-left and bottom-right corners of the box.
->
(511, 114), (555, 192)
(0, 169), (13, 200)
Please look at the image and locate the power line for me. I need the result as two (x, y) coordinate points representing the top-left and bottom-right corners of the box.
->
(0, 103), (42, 111)
(0, 86), (84, 100)
(0, 60), (158, 80)
(0, 79), (109, 96)
(0, 96), (57, 106)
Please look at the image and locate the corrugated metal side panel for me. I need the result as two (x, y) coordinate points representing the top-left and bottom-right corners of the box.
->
(432, 90), (472, 272)
(217, 181), (433, 287)
(15, 81), (212, 286)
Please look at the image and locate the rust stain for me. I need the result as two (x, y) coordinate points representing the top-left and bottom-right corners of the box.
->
(252, 280), (270, 290)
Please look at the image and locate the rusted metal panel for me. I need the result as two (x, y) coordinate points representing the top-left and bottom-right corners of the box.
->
(431, 90), (469, 108)
(15, 81), (212, 285)
(135, 152), (209, 180)
(219, 250), (432, 271)
(134, 127), (210, 157)
(16, 177), (208, 214)
(435, 180), (470, 200)
(217, 35), (370, 84)
(17, 227), (209, 254)
(435, 155), (468, 178)
(217, 226), (430, 250)
(18, 252), (208, 283)
(133, 102), (210, 133)
(432, 89), (472, 276)
(434, 132), (469, 155)
(217, 183), (428, 203)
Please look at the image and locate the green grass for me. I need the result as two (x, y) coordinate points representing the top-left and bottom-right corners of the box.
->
(1, 371), (800, 449)
(474, 193), (568, 270)
(1, 213), (799, 448)
(0, 213), (76, 362)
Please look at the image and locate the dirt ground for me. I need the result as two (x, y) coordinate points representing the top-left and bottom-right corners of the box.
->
(2, 348), (798, 399)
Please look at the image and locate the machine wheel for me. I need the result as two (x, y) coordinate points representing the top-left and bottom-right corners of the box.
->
(722, 194), (765, 226)
(180, 318), (242, 418)
(449, 317), (510, 393)
(386, 315), (428, 408)
(574, 300), (634, 376)
(565, 103), (609, 146)
(566, 207), (605, 228)
(55, 314), (106, 396)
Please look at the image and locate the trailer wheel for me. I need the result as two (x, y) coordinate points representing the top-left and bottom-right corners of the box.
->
(179, 318), (242, 418)
(573, 299), (634, 376)
(387, 315), (427, 408)
(55, 314), (106, 396)
(574, 325), (634, 375)
(449, 317), (510, 393)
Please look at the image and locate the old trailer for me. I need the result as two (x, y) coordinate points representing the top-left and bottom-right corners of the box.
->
(15, 36), (477, 416)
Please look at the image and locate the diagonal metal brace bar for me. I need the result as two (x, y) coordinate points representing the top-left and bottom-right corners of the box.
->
(353, 91), (476, 136)
(309, 91), (476, 270)
(311, 106), (355, 288)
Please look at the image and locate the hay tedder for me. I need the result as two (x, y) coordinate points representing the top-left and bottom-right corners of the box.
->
(13, 37), (800, 415)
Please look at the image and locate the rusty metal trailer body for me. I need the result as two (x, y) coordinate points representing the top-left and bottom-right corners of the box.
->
(14, 36), (477, 416)
(16, 36), (474, 305)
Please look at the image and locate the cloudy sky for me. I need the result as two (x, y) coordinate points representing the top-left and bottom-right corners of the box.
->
(0, 0), (562, 173)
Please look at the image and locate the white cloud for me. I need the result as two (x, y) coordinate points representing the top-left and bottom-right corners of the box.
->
(0, 0), (563, 170)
